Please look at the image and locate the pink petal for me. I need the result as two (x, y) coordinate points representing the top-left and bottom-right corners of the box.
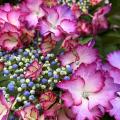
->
(76, 45), (98, 65)
(60, 20), (76, 33)
(61, 92), (74, 107)
(44, 103), (61, 117)
(7, 10), (21, 28)
(16, 105), (39, 120)
(88, 76), (119, 110)
(25, 13), (39, 27)
(0, 90), (10, 120)
(45, 7), (59, 25)
(109, 68), (120, 84)
(59, 51), (77, 66)
(109, 97), (120, 120)
(72, 99), (102, 120)
(74, 63), (104, 93)
(57, 77), (85, 105)
(56, 5), (75, 21)
(107, 51), (120, 69)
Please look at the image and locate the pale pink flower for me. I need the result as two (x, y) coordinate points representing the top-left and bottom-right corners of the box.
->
(20, 0), (45, 27)
(38, 5), (76, 38)
(25, 60), (42, 80)
(57, 63), (119, 120)
(59, 45), (98, 71)
(0, 90), (11, 120)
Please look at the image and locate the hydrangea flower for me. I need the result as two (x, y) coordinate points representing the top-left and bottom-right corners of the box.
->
(109, 97), (120, 120)
(38, 5), (77, 38)
(16, 105), (43, 120)
(0, 5), (34, 52)
(20, 0), (45, 27)
(25, 60), (42, 80)
(59, 45), (98, 71)
(107, 51), (120, 119)
(57, 63), (120, 120)
(107, 51), (120, 84)
(90, 0), (102, 6)
(92, 4), (111, 34)
(39, 91), (56, 110)
(40, 33), (56, 56)
(0, 90), (11, 120)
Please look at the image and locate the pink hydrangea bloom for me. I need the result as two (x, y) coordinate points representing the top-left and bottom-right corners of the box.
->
(40, 33), (56, 56)
(59, 45), (98, 71)
(25, 60), (42, 80)
(39, 91), (56, 110)
(92, 4), (111, 34)
(20, 0), (45, 27)
(107, 51), (120, 84)
(77, 20), (93, 36)
(0, 90), (11, 120)
(0, 6), (34, 51)
(38, 5), (77, 38)
(16, 105), (43, 120)
(109, 97), (120, 120)
(90, 0), (102, 5)
(57, 63), (119, 120)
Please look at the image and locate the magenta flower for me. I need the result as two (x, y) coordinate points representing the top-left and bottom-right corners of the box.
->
(38, 5), (77, 38)
(77, 20), (93, 36)
(40, 33), (56, 56)
(57, 63), (119, 120)
(16, 105), (42, 120)
(92, 4), (111, 34)
(90, 0), (102, 6)
(25, 60), (42, 80)
(107, 51), (120, 84)
(0, 6), (34, 51)
(20, 0), (45, 27)
(109, 97), (120, 120)
(59, 45), (98, 71)
(0, 90), (11, 120)
(39, 91), (56, 110)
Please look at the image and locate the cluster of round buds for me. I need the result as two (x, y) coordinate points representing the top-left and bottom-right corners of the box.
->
(0, 38), (72, 110)
(58, 0), (90, 13)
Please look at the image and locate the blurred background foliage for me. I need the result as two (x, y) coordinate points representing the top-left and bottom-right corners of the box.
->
(0, 0), (119, 120)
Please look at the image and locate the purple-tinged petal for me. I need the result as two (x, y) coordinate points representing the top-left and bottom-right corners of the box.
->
(107, 51), (120, 69)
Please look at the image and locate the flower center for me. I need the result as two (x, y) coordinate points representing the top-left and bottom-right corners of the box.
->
(82, 91), (89, 99)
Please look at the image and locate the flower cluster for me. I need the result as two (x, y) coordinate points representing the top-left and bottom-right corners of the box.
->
(0, 0), (120, 120)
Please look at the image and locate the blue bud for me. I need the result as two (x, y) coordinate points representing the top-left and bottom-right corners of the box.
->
(35, 53), (39, 58)
(20, 79), (25, 83)
(9, 115), (15, 120)
(8, 83), (14, 91)
(23, 51), (29, 56)
(48, 71), (52, 77)
(12, 64), (18, 69)
(51, 61), (56, 65)
(0, 52), (3, 56)
(21, 84), (27, 88)
(24, 102), (31, 107)
(3, 70), (10, 75)
(24, 91), (30, 96)
(53, 74), (59, 79)
(28, 81), (34, 87)
(64, 76), (70, 80)
(41, 78), (48, 84)
(29, 95), (35, 100)
(18, 49), (23, 53)
(45, 56), (49, 60)
(66, 65), (72, 73)
(9, 56), (14, 61)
